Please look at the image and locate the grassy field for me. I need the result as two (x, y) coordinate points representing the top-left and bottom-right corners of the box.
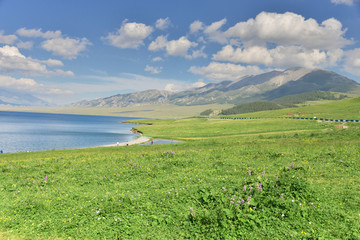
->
(0, 115), (359, 239)
(221, 97), (360, 120)
(0, 103), (232, 119)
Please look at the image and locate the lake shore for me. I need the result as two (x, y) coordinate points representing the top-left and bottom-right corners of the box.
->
(101, 135), (151, 147)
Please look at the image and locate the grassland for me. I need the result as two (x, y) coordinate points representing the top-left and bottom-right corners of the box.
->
(221, 97), (360, 120)
(0, 112), (359, 239)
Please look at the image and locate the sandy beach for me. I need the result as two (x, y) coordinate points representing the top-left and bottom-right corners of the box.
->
(101, 136), (150, 147)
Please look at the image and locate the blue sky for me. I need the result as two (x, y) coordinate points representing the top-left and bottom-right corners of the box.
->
(0, 0), (359, 104)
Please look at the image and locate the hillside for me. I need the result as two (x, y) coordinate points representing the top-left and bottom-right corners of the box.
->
(70, 68), (360, 107)
(221, 101), (285, 115)
(221, 97), (360, 120)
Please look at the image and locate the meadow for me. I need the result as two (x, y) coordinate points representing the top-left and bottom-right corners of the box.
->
(0, 114), (359, 239)
(222, 97), (360, 120)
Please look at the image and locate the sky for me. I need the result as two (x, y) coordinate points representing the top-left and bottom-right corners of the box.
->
(0, 0), (360, 105)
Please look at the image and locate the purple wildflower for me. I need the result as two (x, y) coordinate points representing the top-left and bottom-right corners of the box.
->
(248, 170), (251, 176)
(280, 194), (283, 199)
(190, 207), (196, 218)
(44, 175), (47, 182)
(243, 185), (246, 191)
(262, 170), (265, 176)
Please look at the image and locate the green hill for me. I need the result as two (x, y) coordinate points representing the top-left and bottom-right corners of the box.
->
(221, 97), (360, 120)
(221, 101), (285, 115)
(272, 91), (348, 106)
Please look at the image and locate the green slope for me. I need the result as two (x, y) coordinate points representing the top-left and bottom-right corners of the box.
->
(221, 97), (360, 120)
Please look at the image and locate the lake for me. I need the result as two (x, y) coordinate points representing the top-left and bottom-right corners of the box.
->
(0, 111), (140, 153)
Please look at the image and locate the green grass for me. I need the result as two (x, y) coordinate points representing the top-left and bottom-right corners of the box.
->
(222, 97), (360, 120)
(0, 118), (359, 239)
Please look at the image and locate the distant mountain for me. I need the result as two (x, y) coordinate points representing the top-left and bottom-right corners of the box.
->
(71, 89), (171, 107)
(70, 68), (360, 107)
(0, 88), (49, 106)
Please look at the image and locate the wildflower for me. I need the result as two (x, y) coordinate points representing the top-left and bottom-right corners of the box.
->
(248, 170), (251, 176)
(282, 214), (285, 217)
(292, 200), (295, 202)
(44, 175), (48, 182)
(280, 194), (283, 199)
(276, 176), (278, 181)
(222, 187), (226, 191)
(309, 222), (312, 224)
(262, 170), (265, 176)
(190, 207), (196, 218)
(243, 185), (246, 191)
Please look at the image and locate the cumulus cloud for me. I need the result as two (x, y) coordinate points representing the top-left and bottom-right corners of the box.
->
(189, 20), (204, 34)
(102, 21), (153, 49)
(41, 37), (91, 60)
(144, 65), (162, 74)
(225, 12), (352, 50)
(41, 59), (64, 67)
(0, 45), (73, 76)
(166, 36), (198, 57)
(213, 45), (336, 68)
(16, 27), (62, 39)
(16, 41), (34, 49)
(344, 48), (360, 75)
(0, 75), (71, 94)
(204, 18), (227, 44)
(0, 31), (18, 44)
(189, 62), (264, 81)
(149, 35), (199, 58)
(148, 35), (168, 51)
(155, 17), (171, 30)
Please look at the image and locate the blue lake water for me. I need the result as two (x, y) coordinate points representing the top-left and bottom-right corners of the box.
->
(0, 111), (140, 153)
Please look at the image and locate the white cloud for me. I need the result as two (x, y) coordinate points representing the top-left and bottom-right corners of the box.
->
(149, 35), (199, 58)
(0, 31), (18, 44)
(41, 37), (91, 59)
(0, 75), (71, 94)
(189, 20), (204, 34)
(148, 35), (168, 51)
(166, 36), (198, 57)
(225, 12), (352, 50)
(102, 21), (153, 49)
(189, 62), (264, 81)
(16, 27), (62, 39)
(189, 46), (207, 59)
(144, 65), (162, 74)
(0, 45), (73, 76)
(165, 80), (206, 92)
(344, 48), (360, 75)
(152, 56), (163, 62)
(155, 17), (171, 30)
(213, 44), (345, 69)
(204, 18), (227, 44)
(331, 0), (355, 5)
(41, 59), (64, 67)
(16, 41), (34, 49)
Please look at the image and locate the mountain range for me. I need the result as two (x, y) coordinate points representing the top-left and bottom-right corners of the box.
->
(71, 68), (360, 108)
(0, 88), (49, 107)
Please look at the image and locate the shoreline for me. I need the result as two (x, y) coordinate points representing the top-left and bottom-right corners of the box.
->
(100, 135), (151, 147)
